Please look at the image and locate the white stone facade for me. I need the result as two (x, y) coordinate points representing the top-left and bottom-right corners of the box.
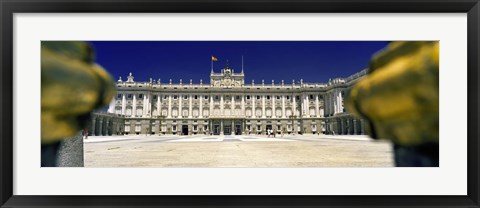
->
(91, 66), (369, 136)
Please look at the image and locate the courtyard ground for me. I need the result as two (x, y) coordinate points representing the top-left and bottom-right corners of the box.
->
(84, 134), (394, 167)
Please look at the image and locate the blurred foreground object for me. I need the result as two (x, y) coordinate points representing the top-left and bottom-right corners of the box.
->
(346, 41), (439, 166)
(41, 41), (115, 166)
(41, 41), (115, 144)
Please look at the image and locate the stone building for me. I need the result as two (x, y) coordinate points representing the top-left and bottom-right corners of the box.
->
(89, 64), (369, 136)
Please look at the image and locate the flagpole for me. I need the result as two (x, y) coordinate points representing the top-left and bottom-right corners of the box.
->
(211, 56), (213, 73)
(241, 55), (244, 73)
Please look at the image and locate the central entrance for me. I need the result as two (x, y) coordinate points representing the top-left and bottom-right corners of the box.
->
(210, 119), (244, 135)
(224, 121), (232, 135)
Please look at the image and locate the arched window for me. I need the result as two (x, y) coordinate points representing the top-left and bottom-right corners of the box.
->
(286, 108), (292, 117)
(255, 108), (262, 117)
(246, 108), (252, 117)
(276, 108), (282, 117)
(266, 108), (272, 117)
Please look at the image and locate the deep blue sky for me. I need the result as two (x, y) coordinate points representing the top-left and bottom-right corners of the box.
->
(89, 41), (389, 84)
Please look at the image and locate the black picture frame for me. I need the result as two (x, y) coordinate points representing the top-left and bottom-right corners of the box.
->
(1, 0), (479, 207)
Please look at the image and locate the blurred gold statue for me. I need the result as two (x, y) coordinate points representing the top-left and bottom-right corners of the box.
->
(346, 41), (439, 166)
(41, 41), (115, 144)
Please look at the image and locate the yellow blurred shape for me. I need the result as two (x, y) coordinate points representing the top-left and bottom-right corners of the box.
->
(41, 41), (115, 144)
(347, 41), (439, 146)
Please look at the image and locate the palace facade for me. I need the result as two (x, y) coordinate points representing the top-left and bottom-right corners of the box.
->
(89, 65), (369, 136)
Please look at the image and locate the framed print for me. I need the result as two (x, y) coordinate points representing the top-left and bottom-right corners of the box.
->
(1, 0), (479, 207)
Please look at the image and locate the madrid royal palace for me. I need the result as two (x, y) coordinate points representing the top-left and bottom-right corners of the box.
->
(89, 59), (369, 136)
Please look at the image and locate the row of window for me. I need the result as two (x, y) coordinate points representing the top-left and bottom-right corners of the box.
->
(117, 94), (324, 101)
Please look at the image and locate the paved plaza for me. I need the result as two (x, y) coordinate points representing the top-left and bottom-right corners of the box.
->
(84, 134), (394, 167)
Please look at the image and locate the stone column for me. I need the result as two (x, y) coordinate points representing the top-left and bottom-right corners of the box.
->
(262, 95), (266, 118)
(220, 120), (224, 135)
(189, 94), (193, 118)
(56, 131), (84, 167)
(147, 93), (151, 117)
(272, 95), (276, 118)
(106, 120), (110, 135)
(282, 95), (286, 118)
(199, 94), (203, 118)
(231, 95), (235, 115)
(292, 94), (296, 116)
(353, 119), (357, 135)
(325, 93), (329, 116)
(91, 118), (96, 136)
(168, 94), (172, 118)
(121, 94), (126, 115)
(220, 95), (224, 116)
(209, 121), (212, 134)
(179, 94), (183, 118)
(157, 94), (161, 116)
(210, 95), (214, 117)
(339, 118), (343, 135)
(252, 95), (256, 118)
(315, 95), (320, 117)
(331, 93), (334, 115)
(305, 94), (310, 117)
(143, 93), (147, 116)
(132, 94), (137, 117)
(98, 119), (103, 136)
(241, 95), (245, 116)
(336, 90), (343, 114)
(231, 120), (234, 135)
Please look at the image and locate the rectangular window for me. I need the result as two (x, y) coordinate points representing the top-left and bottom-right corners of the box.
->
(204, 96), (208, 100)
(267, 96), (270, 100)
(286, 96), (290, 100)
(153, 95), (157, 100)
(256, 96), (260, 99)
(246, 95), (250, 99)
(138, 94), (143, 99)
(128, 94), (132, 99)
(236, 96), (240, 100)
(276, 96), (280, 99)
(184, 95), (188, 100)
(124, 125), (130, 132)
(117, 94), (122, 99)
(172, 126), (177, 131)
(193, 125), (198, 131)
(309, 95), (314, 99)
(173, 95), (178, 100)
(194, 95), (198, 99)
